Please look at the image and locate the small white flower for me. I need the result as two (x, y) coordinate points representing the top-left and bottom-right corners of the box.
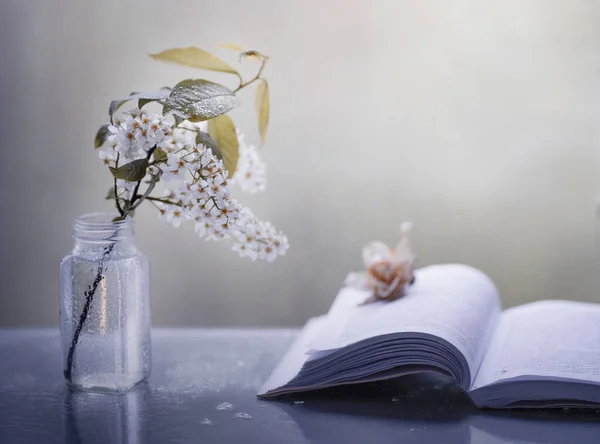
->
(164, 205), (185, 228)
(114, 130), (135, 155)
(98, 146), (117, 166)
(259, 243), (279, 262)
(195, 219), (213, 237)
(159, 137), (179, 154)
(272, 234), (289, 256)
(232, 242), (258, 261)
(205, 224), (229, 241)
(232, 131), (267, 194)
(154, 201), (168, 219)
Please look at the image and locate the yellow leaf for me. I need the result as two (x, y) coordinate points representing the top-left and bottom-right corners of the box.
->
(220, 42), (246, 52)
(207, 114), (239, 178)
(254, 79), (270, 145)
(150, 47), (240, 78)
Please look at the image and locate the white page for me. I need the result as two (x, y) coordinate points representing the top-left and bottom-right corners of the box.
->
(258, 316), (441, 396)
(258, 316), (326, 396)
(308, 264), (501, 376)
(472, 300), (600, 391)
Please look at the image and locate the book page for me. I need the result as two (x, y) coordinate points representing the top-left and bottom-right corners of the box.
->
(258, 316), (326, 396)
(308, 264), (501, 377)
(259, 316), (453, 396)
(472, 300), (600, 390)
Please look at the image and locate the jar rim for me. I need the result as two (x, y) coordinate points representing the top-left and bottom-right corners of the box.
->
(73, 213), (133, 241)
(75, 212), (132, 227)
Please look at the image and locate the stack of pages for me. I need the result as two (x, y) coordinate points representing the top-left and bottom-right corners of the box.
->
(259, 264), (600, 409)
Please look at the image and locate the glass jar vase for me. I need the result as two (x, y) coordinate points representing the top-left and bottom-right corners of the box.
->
(60, 213), (151, 391)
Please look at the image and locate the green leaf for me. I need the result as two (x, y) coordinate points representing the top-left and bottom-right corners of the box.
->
(178, 127), (222, 164)
(105, 187), (116, 200)
(109, 89), (171, 120)
(153, 148), (168, 162)
(254, 79), (270, 145)
(138, 87), (170, 108)
(173, 115), (185, 126)
(109, 159), (149, 182)
(149, 47), (240, 78)
(94, 124), (110, 149)
(207, 114), (239, 178)
(195, 131), (219, 153)
(163, 79), (239, 122)
(197, 130), (229, 173)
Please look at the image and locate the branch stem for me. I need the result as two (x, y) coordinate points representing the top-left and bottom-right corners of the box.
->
(129, 175), (159, 211)
(124, 146), (156, 216)
(145, 196), (182, 206)
(113, 154), (125, 216)
(64, 241), (115, 382)
(234, 58), (268, 93)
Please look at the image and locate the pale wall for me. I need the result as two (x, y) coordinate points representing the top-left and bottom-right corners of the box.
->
(1, 0), (599, 326)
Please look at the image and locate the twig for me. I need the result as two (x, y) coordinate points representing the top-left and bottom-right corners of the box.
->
(64, 241), (116, 382)
(114, 177), (124, 216)
(145, 196), (182, 206)
(128, 146), (156, 210)
(234, 58), (268, 93)
(113, 154), (125, 216)
(129, 174), (159, 211)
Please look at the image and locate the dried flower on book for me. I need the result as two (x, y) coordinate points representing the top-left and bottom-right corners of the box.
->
(345, 222), (416, 304)
(94, 45), (287, 261)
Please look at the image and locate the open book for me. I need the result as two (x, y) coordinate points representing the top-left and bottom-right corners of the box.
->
(258, 264), (600, 409)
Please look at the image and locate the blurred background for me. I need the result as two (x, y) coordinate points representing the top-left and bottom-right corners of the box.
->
(1, 0), (599, 327)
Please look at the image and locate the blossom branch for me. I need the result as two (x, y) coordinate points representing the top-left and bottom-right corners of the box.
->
(234, 58), (268, 93)
(145, 196), (182, 207)
(113, 154), (125, 216)
(129, 174), (160, 212)
(114, 177), (125, 216)
(98, 108), (287, 261)
(127, 146), (157, 213)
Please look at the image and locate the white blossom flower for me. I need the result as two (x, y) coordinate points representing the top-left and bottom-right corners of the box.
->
(173, 120), (207, 146)
(146, 117), (171, 144)
(229, 207), (288, 262)
(116, 179), (137, 201)
(194, 219), (213, 237)
(164, 205), (185, 228)
(98, 111), (287, 261)
(159, 152), (192, 182)
(103, 109), (173, 163)
(232, 242), (259, 261)
(98, 146), (117, 166)
(232, 131), (267, 194)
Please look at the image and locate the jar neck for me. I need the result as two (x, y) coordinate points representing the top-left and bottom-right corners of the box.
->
(72, 213), (136, 256)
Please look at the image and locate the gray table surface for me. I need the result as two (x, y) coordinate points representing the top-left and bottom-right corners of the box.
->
(0, 329), (599, 444)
